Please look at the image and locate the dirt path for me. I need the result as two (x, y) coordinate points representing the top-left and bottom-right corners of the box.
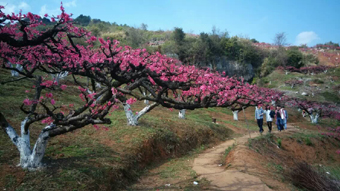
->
(192, 125), (298, 191)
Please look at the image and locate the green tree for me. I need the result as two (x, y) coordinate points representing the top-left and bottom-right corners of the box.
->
(172, 27), (185, 45)
(171, 27), (186, 62)
(74, 14), (91, 26)
(250, 38), (259, 43)
(287, 48), (304, 68)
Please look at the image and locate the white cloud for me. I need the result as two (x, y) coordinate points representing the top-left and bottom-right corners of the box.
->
(295, 31), (320, 45)
(39, 5), (60, 17)
(18, 2), (30, 10)
(64, 0), (76, 7)
(0, 1), (30, 14)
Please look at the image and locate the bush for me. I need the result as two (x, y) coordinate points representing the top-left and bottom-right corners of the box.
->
(277, 139), (282, 148)
(305, 137), (313, 146)
(287, 49), (304, 68)
(286, 162), (340, 191)
(303, 53), (319, 65)
(300, 66), (332, 74)
(260, 57), (277, 77)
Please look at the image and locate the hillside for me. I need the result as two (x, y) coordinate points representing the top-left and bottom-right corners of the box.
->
(259, 67), (340, 104)
(1, 66), (340, 190)
(1, 10), (340, 191)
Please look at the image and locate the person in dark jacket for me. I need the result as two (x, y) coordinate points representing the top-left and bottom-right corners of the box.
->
(255, 104), (264, 134)
(276, 106), (284, 131)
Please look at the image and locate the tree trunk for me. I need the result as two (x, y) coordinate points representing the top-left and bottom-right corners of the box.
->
(232, 110), (239, 121)
(310, 114), (319, 124)
(123, 103), (158, 126)
(2, 118), (51, 170)
(142, 92), (150, 105)
(144, 100), (149, 105)
(123, 104), (138, 126)
(178, 109), (186, 119)
(271, 100), (276, 106)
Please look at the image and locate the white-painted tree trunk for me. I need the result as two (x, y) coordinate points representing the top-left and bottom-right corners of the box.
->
(310, 114), (319, 124)
(142, 92), (151, 105)
(123, 103), (157, 126)
(10, 64), (23, 77)
(4, 118), (52, 170)
(232, 110), (239, 121)
(178, 109), (186, 119)
(271, 100), (276, 106)
(124, 104), (138, 126)
(144, 100), (149, 105)
(51, 71), (68, 85)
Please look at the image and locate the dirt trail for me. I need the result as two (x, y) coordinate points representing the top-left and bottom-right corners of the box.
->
(192, 125), (298, 191)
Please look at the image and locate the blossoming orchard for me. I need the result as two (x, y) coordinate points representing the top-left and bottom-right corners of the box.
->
(0, 5), (339, 171)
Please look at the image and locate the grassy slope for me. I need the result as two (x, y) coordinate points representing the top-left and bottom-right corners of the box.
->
(1, 67), (339, 190)
(0, 68), (240, 190)
(261, 68), (340, 103)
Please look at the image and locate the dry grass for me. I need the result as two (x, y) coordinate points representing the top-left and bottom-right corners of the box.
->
(286, 162), (340, 191)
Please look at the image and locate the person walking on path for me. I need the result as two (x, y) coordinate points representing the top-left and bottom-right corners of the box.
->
(255, 104), (264, 134)
(279, 107), (286, 131)
(265, 105), (275, 133)
(282, 107), (288, 130)
(276, 106), (284, 131)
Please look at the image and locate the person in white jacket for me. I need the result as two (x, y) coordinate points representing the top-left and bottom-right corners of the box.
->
(265, 105), (275, 133)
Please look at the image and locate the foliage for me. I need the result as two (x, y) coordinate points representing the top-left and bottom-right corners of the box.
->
(277, 138), (282, 148)
(0, 5), (280, 170)
(286, 48), (304, 68)
(260, 57), (278, 77)
(74, 14), (91, 26)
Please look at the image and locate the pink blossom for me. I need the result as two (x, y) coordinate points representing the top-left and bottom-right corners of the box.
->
(27, 12), (34, 20)
(42, 117), (53, 124)
(23, 98), (32, 106)
(51, 99), (55, 105)
(46, 92), (53, 98)
(126, 98), (137, 105)
(98, 38), (105, 45)
(111, 87), (117, 95)
(93, 124), (99, 130)
(60, 84), (67, 90)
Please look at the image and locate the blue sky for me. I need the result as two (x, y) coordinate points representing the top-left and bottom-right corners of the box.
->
(1, 0), (339, 46)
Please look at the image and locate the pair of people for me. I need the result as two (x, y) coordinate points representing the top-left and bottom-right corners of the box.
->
(275, 106), (288, 131)
(255, 105), (288, 134)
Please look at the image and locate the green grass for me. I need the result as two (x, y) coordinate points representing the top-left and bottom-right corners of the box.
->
(287, 132), (322, 146)
(262, 69), (340, 106)
(320, 91), (340, 103)
(277, 138), (282, 148)
(322, 166), (340, 180)
(224, 144), (236, 157)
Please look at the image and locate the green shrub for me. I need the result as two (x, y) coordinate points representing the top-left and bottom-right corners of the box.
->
(305, 137), (313, 146)
(287, 49), (304, 68)
(321, 92), (340, 103)
(277, 139), (282, 148)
